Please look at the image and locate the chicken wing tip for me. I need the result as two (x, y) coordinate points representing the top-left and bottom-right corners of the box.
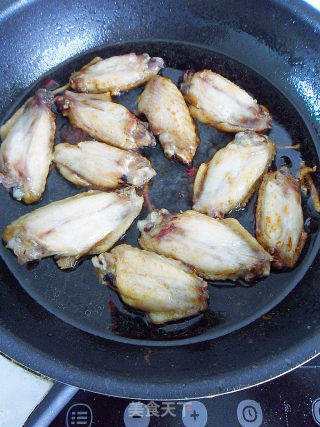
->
(147, 55), (165, 71)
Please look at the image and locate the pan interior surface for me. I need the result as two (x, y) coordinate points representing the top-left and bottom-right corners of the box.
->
(0, 40), (319, 346)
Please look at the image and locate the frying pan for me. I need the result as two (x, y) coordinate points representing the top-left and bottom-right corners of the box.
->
(0, 0), (320, 400)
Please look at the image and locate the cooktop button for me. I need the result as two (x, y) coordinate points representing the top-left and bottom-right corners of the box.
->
(124, 402), (150, 427)
(237, 400), (263, 427)
(312, 398), (320, 425)
(181, 401), (208, 427)
(66, 403), (93, 427)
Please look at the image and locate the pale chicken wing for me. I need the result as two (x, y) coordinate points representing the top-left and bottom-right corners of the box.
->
(180, 70), (271, 132)
(56, 91), (155, 150)
(193, 132), (276, 217)
(3, 188), (143, 269)
(138, 209), (271, 281)
(93, 244), (208, 324)
(138, 76), (199, 165)
(54, 141), (156, 189)
(70, 53), (164, 95)
(256, 167), (308, 269)
(0, 89), (55, 203)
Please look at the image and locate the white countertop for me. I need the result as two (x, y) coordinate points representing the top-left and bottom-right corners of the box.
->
(0, 354), (53, 427)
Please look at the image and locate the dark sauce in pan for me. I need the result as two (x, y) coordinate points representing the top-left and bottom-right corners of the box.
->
(1, 41), (319, 345)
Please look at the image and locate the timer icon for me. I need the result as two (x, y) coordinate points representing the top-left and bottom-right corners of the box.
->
(237, 400), (263, 427)
(243, 405), (258, 422)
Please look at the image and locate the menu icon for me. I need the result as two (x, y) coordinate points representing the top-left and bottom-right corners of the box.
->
(66, 403), (93, 427)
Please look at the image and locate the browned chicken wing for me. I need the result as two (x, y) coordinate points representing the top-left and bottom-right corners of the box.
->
(54, 141), (156, 189)
(3, 188), (143, 269)
(193, 132), (276, 217)
(56, 91), (155, 150)
(93, 244), (208, 324)
(138, 209), (271, 281)
(70, 53), (164, 95)
(0, 89), (55, 203)
(180, 70), (271, 132)
(256, 167), (308, 269)
(138, 76), (199, 164)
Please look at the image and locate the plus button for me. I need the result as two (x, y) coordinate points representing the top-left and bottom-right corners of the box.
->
(190, 410), (199, 421)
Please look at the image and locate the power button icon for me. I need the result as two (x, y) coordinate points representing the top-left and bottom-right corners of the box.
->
(237, 400), (263, 427)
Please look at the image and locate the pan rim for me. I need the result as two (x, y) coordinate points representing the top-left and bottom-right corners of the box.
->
(0, 326), (319, 399)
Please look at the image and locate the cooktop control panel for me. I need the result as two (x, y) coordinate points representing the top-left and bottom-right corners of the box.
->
(50, 356), (320, 426)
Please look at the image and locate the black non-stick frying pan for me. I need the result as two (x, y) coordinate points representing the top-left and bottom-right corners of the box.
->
(0, 0), (320, 400)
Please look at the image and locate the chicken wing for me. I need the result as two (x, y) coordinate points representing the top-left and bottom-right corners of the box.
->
(138, 76), (199, 164)
(70, 53), (164, 95)
(298, 161), (320, 213)
(256, 167), (308, 269)
(193, 132), (276, 217)
(0, 89), (55, 203)
(3, 188), (143, 269)
(54, 141), (156, 189)
(92, 244), (208, 324)
(180, 70), (272, 132)
(56, 91), (155, 150)
(138, 209), (271, 281)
